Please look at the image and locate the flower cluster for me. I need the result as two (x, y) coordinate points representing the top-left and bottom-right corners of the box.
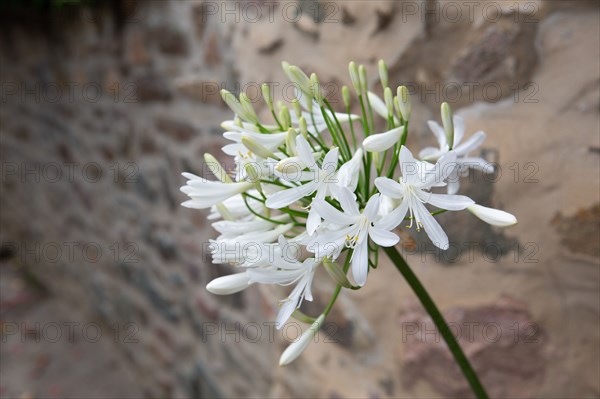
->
(181, 61), (517, 365)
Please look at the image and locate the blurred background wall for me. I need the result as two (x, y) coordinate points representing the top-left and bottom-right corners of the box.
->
(1, 1), (599, 398)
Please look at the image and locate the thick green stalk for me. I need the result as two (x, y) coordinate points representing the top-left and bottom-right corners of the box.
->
(383, 246), (489, 399)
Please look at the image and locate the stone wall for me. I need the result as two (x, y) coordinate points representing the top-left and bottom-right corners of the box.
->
(1, 1), (599, 398)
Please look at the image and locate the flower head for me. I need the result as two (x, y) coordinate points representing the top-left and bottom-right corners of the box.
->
(180, 60), (517, 366)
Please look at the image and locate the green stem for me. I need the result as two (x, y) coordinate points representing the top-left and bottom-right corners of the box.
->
(346, 104), (357, 150)
(323, 100), (352, 160)
(383, 246), (489, 399)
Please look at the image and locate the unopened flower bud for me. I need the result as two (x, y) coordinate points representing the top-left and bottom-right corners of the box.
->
(286, 64), (312, 99)
(397, 86), (411, 122)
(279, 314), (325, 366)
(310, 73), (323, 105)
(279, 105), (291, 129)
(243, 162), (262, 185)
(299, 117), (308, 139)
(286, 128), (298, 155)
(358, 65), (368, 95)
(262, 83), (273, 111)
(242, 136), (276, 160)
(384, 87), (394, 116)
(342, 85), (351, 108)
(378, 59), (388, 89)
(206, 273), (252, 295)
(239, 92), (258, 123)
(291, 98), (302, 119)
(204, 153), (231, 183)
(468, 204), (517, 227)
(441, 102), (454, 150)
(348, 61), (361, 94)
(221, 89), (248, 120)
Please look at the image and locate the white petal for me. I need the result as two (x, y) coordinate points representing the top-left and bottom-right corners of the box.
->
(454, 131), (486, 156)
(362, 126), (404, 152)
(417, 192), (474, 211)
(306, 207), (321, 235)
(375, 199), (409, 231)
(399, 146), (419, 182)
(247, 268), (303, 285)
(426, 151), (457, 187)
(331, 185), (359, 215)
(351, 238), (369, 286)
(452, 115), (465, 146)
(296, 135), (316, 167)
(427, 120), (447, 149)
(459, 157), (494, 173)
(413, 200), (449, 250)
(374, 176), (404, 199)
(265, 181), (317, 209)
(279, 315), (325, 366)
(369, 227), (399, 247)
(276, 299), (298, 329)
(419, 146), (444, 162)
(311, 198), (356, 225)
(206, 273), (251, 295)
(363, 194), (381, 221)
(468, 204), (517, 227)
(322, 147), (340, 170)
(367, 91), (389, 120)
(337, 148), (363, 191)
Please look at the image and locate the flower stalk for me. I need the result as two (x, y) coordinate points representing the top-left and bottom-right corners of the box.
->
(384, 246), (489, 399)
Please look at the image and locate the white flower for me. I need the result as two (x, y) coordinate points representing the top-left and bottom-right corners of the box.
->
(222, 130), (287, 158)
(363, 126), (405, 152)
(420, 115), (490, 194)
(181, 173), (253, 209)
(207, 192), (264, 220)
(206, 272), (252, 295)
(309, 186), (400, 286)
(468, 204), (517, 227)
(247, 236), (318, 329)
(374, 146), (475, 250)
(336, 148), (363, 192)
(212, 215), (290, 237)
(266, 135), (341, 234)
(209, 223), (294, 265)
(279, 314), (324, 366)
(367, 91), (399, 124)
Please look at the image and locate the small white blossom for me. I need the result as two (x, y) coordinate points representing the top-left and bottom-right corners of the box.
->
(181, 173), (253, 209)
(420, 115), (491, 194)
(468, 204), (517, 227)
(206, 273), (252, 295)
(375, 146), (475, 250)
(309, 186), (399, 286)
(363, 126), (405, 152)
(247, 236), (318, 329)
(279, 314), (325, 366)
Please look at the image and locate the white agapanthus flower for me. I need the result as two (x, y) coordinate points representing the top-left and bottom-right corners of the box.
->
(180, 60), (517, 366)
(420, 115), (492, 194)
(374, 146), (476, 249)
(309, 186), (400, 286)
(181, 173), (253, 209)
(247, 236), (319, 329)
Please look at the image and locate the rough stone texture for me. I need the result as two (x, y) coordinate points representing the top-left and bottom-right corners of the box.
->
(399, 295), (546, 399)
(1, 1), (599, 398)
